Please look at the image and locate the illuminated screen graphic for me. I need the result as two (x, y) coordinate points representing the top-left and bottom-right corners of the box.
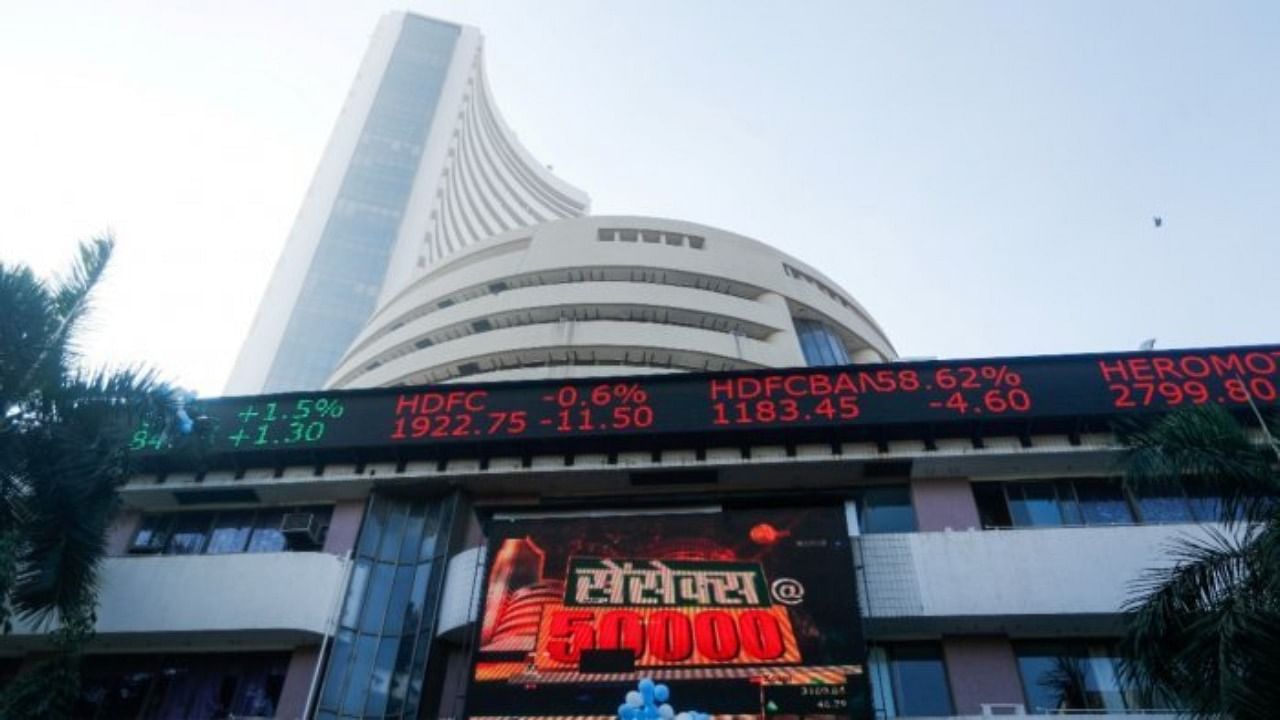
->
(466, 506), (864, 719)
(131, 345), (1280, 461)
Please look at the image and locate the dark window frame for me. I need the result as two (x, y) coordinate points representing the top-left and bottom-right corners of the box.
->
(971, 477), (1215, 530)
(879, 642), (956, 717)
(852, 485), (917, 534)
(129, 506), (333, 557)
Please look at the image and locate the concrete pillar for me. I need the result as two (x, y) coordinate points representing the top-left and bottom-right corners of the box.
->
(276, 645), (321, 720)
(910, 477), (980, 531)
(942, 635), (1025, 714)
(323, 498), (366, 555)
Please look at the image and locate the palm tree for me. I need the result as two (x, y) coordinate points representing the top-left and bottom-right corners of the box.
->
(0, 236), (176, 716)
(1119, 405), (1280, 719)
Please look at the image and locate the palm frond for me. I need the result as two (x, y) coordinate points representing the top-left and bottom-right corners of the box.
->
(11, 427), (124, 624)
(0, 264), (60, 407)
(1120, 524), (1280, 718)
(51, 235), (113, 331)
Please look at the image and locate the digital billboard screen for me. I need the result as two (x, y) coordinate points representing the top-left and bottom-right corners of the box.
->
(131, 345), (1280, 463)
(467, 505), (864, 719)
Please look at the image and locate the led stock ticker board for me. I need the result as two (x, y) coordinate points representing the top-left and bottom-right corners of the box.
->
(131, 345), (1280, 458)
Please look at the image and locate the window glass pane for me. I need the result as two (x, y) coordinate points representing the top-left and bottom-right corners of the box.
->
(205, 512), (254, 554)
(230, 656), (286, 718)
(1055, 481), (1083, 525)
(358, 498), (387, 559)
(1186, 479), (1225, 522)
(399, 501), (427, 563)
(795, 319), (851, 367)
(319, 630), (355, 711)
(386, 633), (416, 716)
(360, 563), (396, 633)
(1016, 642), (1131, 712)
(133, 515), (172, 551)
(378, 502), (409, 562)
(166, 514), (210, 555)
(419, 504), (442, 561)
(1076, 480), (1134, 524)
(1008, 482), (1062, 527)
(1134, 485), (1195, 523)
(340, 560), (372, 630)
(1083, 651), (1128, 711)
(364, 637), (398, 717)
(247, 511), (286, 553)
(382, 564), (417, 636)
(973, 483), (1012, 528)
(1019, 651), (1087, 711)
(861, 486), (915, 533)
(889, 644), (953, 716)
(340, 635), (379, 716)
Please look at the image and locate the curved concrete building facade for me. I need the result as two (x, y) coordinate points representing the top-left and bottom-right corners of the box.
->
(328, 216), (896, 389)
(226, 12), (588, 394)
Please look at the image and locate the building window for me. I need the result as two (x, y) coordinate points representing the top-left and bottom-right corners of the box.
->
(975, 477), (1252, 530)
(316, 494), (454, 720)
(851, 485), (916, 533)
(869, 643), (954, 717)
(129, 506), (331, 556)
(73, 652), (288, 720)
(1015, 641), (1141, 712)
(973, 479), (1159, 529)
(205, 511), (254, 554)
(794, 318), (852, 367)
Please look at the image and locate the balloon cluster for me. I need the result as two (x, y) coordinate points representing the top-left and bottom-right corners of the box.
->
(617, 678), (710, 720)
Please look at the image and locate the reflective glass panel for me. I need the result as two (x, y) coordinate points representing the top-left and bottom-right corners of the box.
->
(1134, 485), (1195, 523)
(860, 486), (916, 533)
(1008, 482), (1063, 527)
(889, 643), (953, 716)
(247, 511), (286, 553)
(205, 512), (254, 554)
(1076, 481), (1134, 524)
(166, 514), (210, 555)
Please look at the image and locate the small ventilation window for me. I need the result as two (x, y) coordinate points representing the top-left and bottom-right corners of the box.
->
(688, 235), (706, 250)
(438, 298), (455, 309)
(414, 338), (433, 349)
(618, 229), (638, 242)
(642, 231), (660, 244)
(488, 281), (508, 294)
(457, 362), (481, 376)
(597, 229), (617, 242)
(472, 319), (492, 333)
(665, 234), (684, 246)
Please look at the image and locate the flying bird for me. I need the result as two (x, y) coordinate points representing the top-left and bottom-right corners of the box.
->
(1153, 216), (1163, 228)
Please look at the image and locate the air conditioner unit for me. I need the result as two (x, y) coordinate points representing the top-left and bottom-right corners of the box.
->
(280, 513), (322, 549)
(129, 532), (167, 554)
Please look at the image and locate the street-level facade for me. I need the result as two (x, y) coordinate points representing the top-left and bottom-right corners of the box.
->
(6, 344), (1276, 719)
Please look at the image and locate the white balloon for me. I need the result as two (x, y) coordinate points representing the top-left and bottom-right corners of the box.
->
(625, 691), (642, 707)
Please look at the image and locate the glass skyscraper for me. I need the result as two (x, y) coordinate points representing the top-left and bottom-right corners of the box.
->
(227, 12), (589, 394)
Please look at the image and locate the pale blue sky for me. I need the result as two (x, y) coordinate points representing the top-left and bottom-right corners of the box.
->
(2, 0), (1276, 394)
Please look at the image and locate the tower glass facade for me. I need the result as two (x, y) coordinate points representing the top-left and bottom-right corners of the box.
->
(262, 17), (459, 392)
